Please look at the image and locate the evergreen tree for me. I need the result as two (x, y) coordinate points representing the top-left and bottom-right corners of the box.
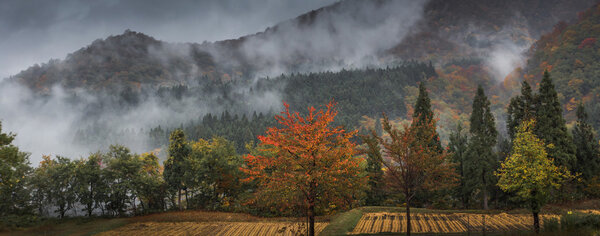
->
(572, 102), (600, 182)
(507, 81), (535, 140)
(412, 81), (442, 153)
(163, 129), (191, 210)
(448, 123), (469, 208)
(465, 85), (498, 210)
(360, 134), (386, 206)
(535, 71), (576, 170)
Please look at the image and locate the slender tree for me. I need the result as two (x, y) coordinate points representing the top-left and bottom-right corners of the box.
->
(448, 123), (469, 208)
(241, 102), (366, 236)
(572, 102), (600, 182)
(412, 82), (443, 153)
(376, 114), (456, 236)
(497, 119), (573, 234)
(465, 85), (498, 210)
(359, 134), (386, 206)
(163, 129), (191, 210)
(507, 81), (535, 140)
(534, 71), (576, 170)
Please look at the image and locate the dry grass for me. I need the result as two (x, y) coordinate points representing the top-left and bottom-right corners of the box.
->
(98, 221), (329, 236)
(350, 212), (559, 234)
(130, 210), (329, 223)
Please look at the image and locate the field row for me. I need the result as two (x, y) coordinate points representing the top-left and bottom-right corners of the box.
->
(351, 212), (559, 234)
(99, 221), (329, 236)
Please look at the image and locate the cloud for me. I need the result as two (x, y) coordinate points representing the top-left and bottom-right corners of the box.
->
(234, 0), (427, 77)
(485, 41), (528, 81)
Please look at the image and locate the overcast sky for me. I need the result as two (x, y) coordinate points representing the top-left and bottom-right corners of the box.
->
(0, 0), (339, 78)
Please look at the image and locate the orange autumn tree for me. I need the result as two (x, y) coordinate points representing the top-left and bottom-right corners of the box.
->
(375, 114), (457, 236)
(241, 101), (366, 236)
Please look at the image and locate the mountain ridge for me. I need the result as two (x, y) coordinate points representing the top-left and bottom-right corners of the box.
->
(8, 0), (597, 92)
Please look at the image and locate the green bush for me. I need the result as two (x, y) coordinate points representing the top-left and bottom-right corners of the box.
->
(560, 212), (600, 231)
(543, 217), (560, 232)
(0, 214), (41, 230)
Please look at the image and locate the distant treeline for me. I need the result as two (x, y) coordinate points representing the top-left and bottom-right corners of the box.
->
(145, 61), (436, 153)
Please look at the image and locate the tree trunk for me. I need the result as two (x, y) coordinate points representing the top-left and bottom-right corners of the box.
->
(87, 204), (93, 217)
(406, 202), (411, 236)
(184, 188), (189, 210)
(133, 196), (137, 215)
(308, 202), (315, 236)
(178, 189), (182, 210)
(482, 171), (489, 210)
(139, 198), (145, 214)
(533, 211), (540, 234)
(483, 189), (489, 210)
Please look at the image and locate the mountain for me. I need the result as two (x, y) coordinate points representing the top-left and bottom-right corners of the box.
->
(391, 0), (595, 60)
(9, 0), (596, 92)
(3, 0), (600, 160)
(13, 30), (218, 92)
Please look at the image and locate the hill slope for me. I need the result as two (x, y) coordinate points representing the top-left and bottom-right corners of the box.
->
(9, 0), (596, 92)
(519, 3), (600, 129)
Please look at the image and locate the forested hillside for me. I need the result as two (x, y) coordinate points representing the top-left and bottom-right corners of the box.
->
(520, 3), (600, 130)
(77, 62), (435, 154)
(9, 0), (595, 93)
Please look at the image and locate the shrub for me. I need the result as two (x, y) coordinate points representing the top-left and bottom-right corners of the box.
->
(543, 217), (560, 232)
(560, 212), (600, 231)
(0, 214), (40, 230)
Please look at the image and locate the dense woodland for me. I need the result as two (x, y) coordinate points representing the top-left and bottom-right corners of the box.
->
(72, 62), (434, 153)
(2, 70), (599, 234)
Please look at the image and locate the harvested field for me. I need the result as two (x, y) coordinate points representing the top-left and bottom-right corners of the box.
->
(350, 212), (559, 234)
(98, 221), (329, 236)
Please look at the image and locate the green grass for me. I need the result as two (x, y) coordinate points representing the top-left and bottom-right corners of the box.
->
(320, 208), (365, 236)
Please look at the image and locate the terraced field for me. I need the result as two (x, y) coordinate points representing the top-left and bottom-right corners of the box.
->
(351, 212), (559, 234)
(98, 221), (329, 236)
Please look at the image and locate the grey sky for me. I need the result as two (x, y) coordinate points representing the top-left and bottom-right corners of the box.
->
(0, 0), (339, 78)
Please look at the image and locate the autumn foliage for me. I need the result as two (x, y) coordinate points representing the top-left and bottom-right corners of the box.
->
(241, 101), (366, 236)
(375, 114), (457, 235)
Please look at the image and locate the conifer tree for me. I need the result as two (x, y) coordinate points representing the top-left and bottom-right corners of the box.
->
(360, 134), (386, 206)
(535, 71), (576, 170)
(163, 129), (191, 210)
(465, 85), (497, 210)
(448, 123), (469, 208)
(412, 82), (442, 153)
(572, 102), (600, 182)
(507, 81), (535, 140)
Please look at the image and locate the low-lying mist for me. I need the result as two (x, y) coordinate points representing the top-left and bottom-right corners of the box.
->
(0, 79), (281, 165)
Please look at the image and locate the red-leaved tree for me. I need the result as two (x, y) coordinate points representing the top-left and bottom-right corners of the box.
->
(241, 101), (366, 236)
(375, 114), (457, 236)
